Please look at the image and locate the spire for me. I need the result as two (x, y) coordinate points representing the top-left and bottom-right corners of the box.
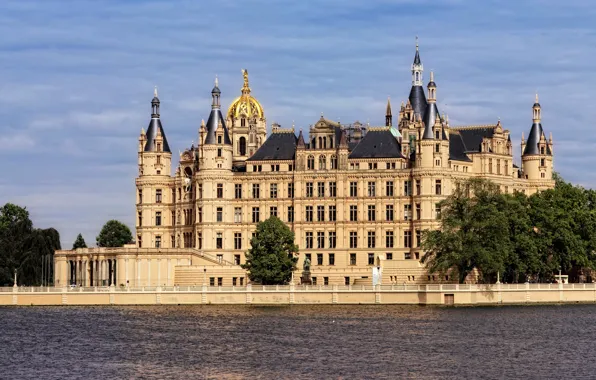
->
(241, 69), (251, 95)
(297, 129), (305, 149)
(411, 36), (424, 86)
(427, 71), (436, 102)
(524, 96), (548, 155)
(422, 72), (439, 140)
(144, 89), (170, 152)
(409, 36), (427, 117)
(385, 97), (393, 127)
(211, 75), (221, 109)
(205, 80), (231, 145)
(151, 87), (160, 118)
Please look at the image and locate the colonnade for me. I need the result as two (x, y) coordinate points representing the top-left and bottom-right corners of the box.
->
(68, 259), (117, 287)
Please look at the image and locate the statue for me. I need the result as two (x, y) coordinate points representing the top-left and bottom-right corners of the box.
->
(301, 257), (312, 285)
(303, 256), (311, 272)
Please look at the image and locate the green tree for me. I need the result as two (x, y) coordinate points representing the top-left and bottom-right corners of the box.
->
(72, 233), (87, 249)
(241, 216), (298, 285)
(96, 220), (133, 248)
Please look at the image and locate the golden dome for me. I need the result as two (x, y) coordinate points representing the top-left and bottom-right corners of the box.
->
(226, 69), (265, 120)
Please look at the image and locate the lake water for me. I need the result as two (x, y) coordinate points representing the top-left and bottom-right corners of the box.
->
(0, 305), (593, 379)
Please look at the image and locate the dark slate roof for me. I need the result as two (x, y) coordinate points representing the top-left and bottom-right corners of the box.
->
(422, 102), (439, 140)
(144, 118), (171, 152)
(349, 130), (403, 159)
(247, 132), (297, 161)
(204, 109), (232, 145)
(413, 48), (421, 65)
(523, 122), (551, 155)
(455, 127), (495, 153)
(348, 141), (358, 151)
(448, 133), (472, 162)
(408, 85), (427, 117)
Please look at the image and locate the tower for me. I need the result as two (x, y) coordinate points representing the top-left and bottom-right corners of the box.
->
(521, 94), (553, 181)
(409, 37), (427, 118)
(200, 77), (233, 171)
(226, 69), (267, 163)
(385, 97), (392, 127)
(419, 72), (440, 168)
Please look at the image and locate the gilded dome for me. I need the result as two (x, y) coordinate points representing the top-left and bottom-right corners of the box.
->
(226, 69), (265, 120)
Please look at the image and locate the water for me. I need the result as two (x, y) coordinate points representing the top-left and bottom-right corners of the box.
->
(0, 305), (593, 379)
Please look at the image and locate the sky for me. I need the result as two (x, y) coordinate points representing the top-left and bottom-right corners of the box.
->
(0, 0), (595, 248)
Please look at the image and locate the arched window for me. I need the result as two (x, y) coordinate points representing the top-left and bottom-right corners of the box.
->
(311, 138), (316, 149)
(319, 155), (326, 170)
(307, 155), (315, 170)
(318, 137), (323, 149)
(239, 137), (247, 156)
(323, 137), (327, 149)
(415, 72), (420, 82)
(331, 155), (338, 169)
(330, 137), (333, 148)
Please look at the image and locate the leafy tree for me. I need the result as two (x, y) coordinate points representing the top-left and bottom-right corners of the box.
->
(241, 216), (298, 285)
(96, 220), (133, 248)
(72, 233), (87, 249)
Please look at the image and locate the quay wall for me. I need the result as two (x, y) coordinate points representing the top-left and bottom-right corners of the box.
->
(2, 283), (596, 306)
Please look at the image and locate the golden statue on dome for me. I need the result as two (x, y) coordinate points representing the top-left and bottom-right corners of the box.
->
(227, 69), (265, 120)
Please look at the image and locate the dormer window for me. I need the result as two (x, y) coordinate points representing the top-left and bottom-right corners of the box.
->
(540, 146), (545, 155)
(156, 143), (161, 152)
(218, 135), (222, 144)
(435, 130), (440, 139)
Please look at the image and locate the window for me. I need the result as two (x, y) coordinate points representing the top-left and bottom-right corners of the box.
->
(156, 189), (162, 203)
(386, 205), (394, 221)
(270, 206), (278, 218)
(288, 206), (294, 223)
(329, 182), (337, 197)
(324, 277), (329, 285)
(288, 183), (294, 198)
(233, 277), (237, 286)
(497, 159), (501, 175)
(404, 204), (412, 220)
(386, 181), (394, 196)
(305, 232), (313, 249)
(349, 232), (358, 248)
(404, 180), (412, 196)
(240, 278), (244, 286)
(252, 184), (260, 198)
(316, 182), (324, 197)
(317, 232), (325, 248)
(138, 235), (142, 248)
(216, 233), (223, 249)
(368, 205), (376, 221)
(368, 253), (375, 265)
(435, 180), (442, 195)
(317, 205), (325, 221)
(385, 231), (394, 248)
(350, 182), (358, 197)
(435, 143), (440, 153)
(307, 155), (315, 170)
(155, 235), (161, 248)
(197, 233), (202, 249)
(155, 211), (162, 226)
(329, 231), (336, 248)
(404, 231), (412, 248)
(416, 203), (421, 220)
(210, 277), (215, 286)
(350, 253), (357, 265)
(312, 277), (317, 285)
(329, 206), (336, 222)
(416, 229), (421, 247)
(367, 231), (376, 248)
(331, 156), (338, 169)
(234, 207), (242, 223)
(271, 164), (280, 172)
(234, 233), (242, 250)
(319, 155), (326, 170)
(350, 205), (358, 221)
(326, 253), (334, 266)
(386, 253), (393, 260)
(344, 277), (350, 286)
(138, 189), (143, 204)
(289, 164), (293, 171)
(156, 143), (162, 152)
(198, 184), (203, 199)
(368, 162), (377, 170)
(306, 182), (314, 197)
(171, 235), (175, 248)
(216, 207), (223, 222)
(217, 184), (223, 198)
(317, 253), (323, 265)
(217, 277), (223, 286)
(217, 148), (222, 157)
(239, 136), (246, 156)
(270, 183), (278, 198)
(416, 180), (421, 195)
(435, 203), (441, 219)
(541, 158), (545, 167)
(368, 182), (376, 197)
(171, 211), (175, 226)
(156, 155), (161, 165)
(305, 206), (313, 222)
(252, 207), (260, 223)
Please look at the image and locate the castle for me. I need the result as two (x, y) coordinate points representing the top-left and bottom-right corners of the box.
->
(54, 42), (554, 287)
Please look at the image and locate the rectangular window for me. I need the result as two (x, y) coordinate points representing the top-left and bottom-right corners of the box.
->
(324, 277), (329, 286)
(404, 204), (412, 220)
(216, 207), (223, 222)
(216, 233), (223, 249)
(270, 206), (278, 218)
(367, 205), (376, 221)
(350, 253), (356, 266)
(217, 184), (223, 198)
(288, 183), (294, 198)
(305, 206), (313, 222)
(317, 205), (325, 221)
(329, 231), (336, 248)
(317, 232), (325, 249)
(317, 253), (323, 265)
(171, 235), (175, 248)
(252, 184), (260, 199)
(435, 203), (442, 219)
(210, 277), (215, 286)
(386, 181), (394, 196)
(329, 253), (335, 266)
(198, 184), (203, 199)
(350, 205), (358, 221)
(240, 278), (244, 286)
(416, 179), (421, 195)
(404, 180), (412, 196)
(288, 206), (294, 223)
(435, 180), (442, 195)
(349, 232), (358, 249)
(234, 255), (240, 265)
(317, 182), (325, 197)
(344, 277), (350, 286)
(368, 181), (376, 197)
(329, 205), (336, 221)
(350, 181), (358, 197)
(233, 277), (237, 286)
(234, 207), (242, 223)
(305, 232), (313, 249)
(218, 277), (223, 286)
(156, 189), (162, 203)
(155, 211), (162, 226)
(171, 210), (175, 226)
(385, 231), (394, 248)
(234, 233), (242, 250)
(156, 155), (161, 164)
(368, 253), (375, 265)
(416, 229), (421, 247)
(270, 183), (278, 198)
(155, 235), (161, 248)
(386, 205), (394, 221)
(312, 277), (317, 285)
(386, 253), (393, 260)
(489, 158), (493, 174)
(197, 233), (202, 249)
(252, 207), (260, 223)
(329, 182), (337, 197)
(235, 184), (242, 199)
(306, 182), (313, 197)
(416, 203), (421, 220)
(404, 230), (412, 248)
(367, 231), (376, 248)
(435, 143), (440, 153)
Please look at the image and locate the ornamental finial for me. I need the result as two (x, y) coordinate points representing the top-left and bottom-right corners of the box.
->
(154, 86), (158, 97)
(215, 75), (218, 87)
(535, 92), (539, 103)
(416, 35), (419, 50)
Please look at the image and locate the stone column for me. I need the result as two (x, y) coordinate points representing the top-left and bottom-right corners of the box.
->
(113, 259), (117, 286)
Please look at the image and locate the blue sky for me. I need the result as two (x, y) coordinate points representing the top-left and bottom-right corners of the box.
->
(1, 0), (595, 248)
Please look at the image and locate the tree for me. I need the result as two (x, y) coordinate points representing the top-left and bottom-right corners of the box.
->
(241, 216), (298, 285)
(96, 220), (133, 248)
(72, 233), (87, 249)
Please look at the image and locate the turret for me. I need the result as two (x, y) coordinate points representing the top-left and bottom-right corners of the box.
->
(408, 37), (427, 118)
(200, 77), (233, 171)
(521, 94), (553, 181)
(140, 87), (172, 176)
